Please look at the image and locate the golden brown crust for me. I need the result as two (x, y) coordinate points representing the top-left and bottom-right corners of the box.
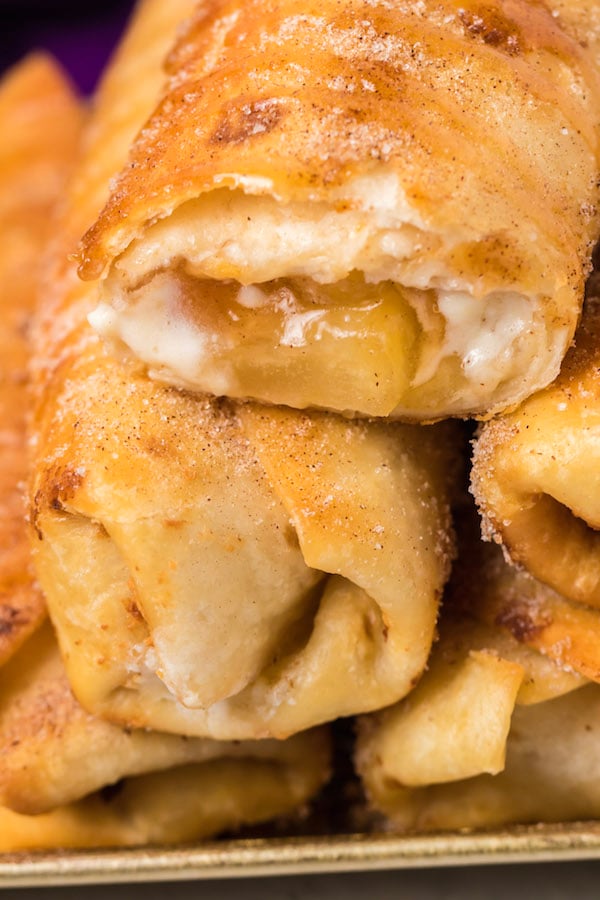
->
(357, 682), (600, 832)
(355, 494), (600, 831)
(79, 0), (600, 286)
(448, 506), (592, 689)
(471, 295), (600, 610)
(0, 735), (331, 851)
(30, 334), (457, 738)
(28, 0), (457, 740)
(0, 55), (83, 667)
(29, 0), (200, 378)
(354, 535), (587, 810)
(460, 539), (600, 685)
(0, 619), (331, 822)
(0, 622), (331, 850)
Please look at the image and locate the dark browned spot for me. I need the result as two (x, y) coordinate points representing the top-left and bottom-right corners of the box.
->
(34, 466), (85, 520)
(94, 521), (110, 539)
(126, 600), (145, 623)
(283, 522), (300, 550)
(210, 98), (286, 145)
(0, 604), (30, 636)
(99, 779), (125, 804)
(459, 8), (521, 55)
(495, 605), (548, 642)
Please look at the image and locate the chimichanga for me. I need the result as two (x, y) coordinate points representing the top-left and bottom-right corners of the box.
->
(454, 513), (600, 684)
(0, 54), (82, 667)
(79, 0), (600, 420)
(472, 294), (600, 611)
(355, 537), (591, 831)
(0, 43), (330, 843)
(0, 622), (330, 848)
(32, 355), (456, 738)
(355, 601), (583, 796)
(29, 0), (457, 740)
(357, 683), (600, 833)
(0, 754), (328, 852)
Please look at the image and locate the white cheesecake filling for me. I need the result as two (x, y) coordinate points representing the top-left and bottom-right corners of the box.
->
(411, 290), (536, 391)
(90, 287), (236, 399)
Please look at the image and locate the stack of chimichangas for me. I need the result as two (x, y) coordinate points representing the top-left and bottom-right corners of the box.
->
(3, 0), (600, 851)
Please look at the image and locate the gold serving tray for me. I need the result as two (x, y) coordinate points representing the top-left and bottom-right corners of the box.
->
(3, 825), (600, 888)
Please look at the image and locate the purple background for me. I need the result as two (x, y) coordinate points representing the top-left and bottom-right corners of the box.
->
(1, 1), (136, 93)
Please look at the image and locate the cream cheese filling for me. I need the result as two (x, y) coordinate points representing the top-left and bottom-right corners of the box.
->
(411, 290), (537, 391)
(90, 288), (236, 399)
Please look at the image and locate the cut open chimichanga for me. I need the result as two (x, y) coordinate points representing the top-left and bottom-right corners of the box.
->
(78, 0), (600, 420)
(28, 0), (457, 741)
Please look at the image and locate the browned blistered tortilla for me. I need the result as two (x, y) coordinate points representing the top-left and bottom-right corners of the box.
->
(77, 0), (600, 421)
(29, 0), (457, 741)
